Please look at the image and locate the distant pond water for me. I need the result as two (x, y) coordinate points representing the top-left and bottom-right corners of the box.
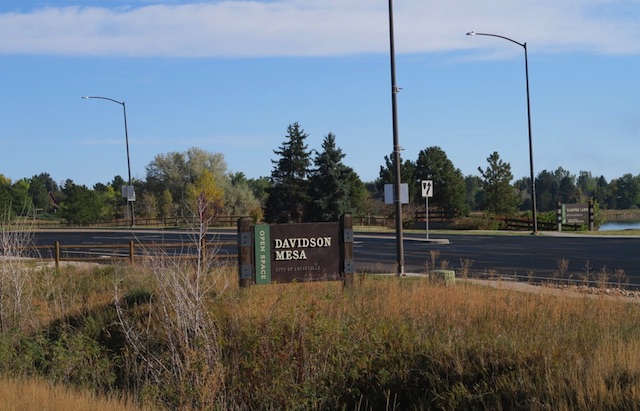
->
(599, 219), (640, 231)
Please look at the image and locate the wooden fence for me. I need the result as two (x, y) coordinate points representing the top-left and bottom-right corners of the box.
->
(414, 210), (456, 223)
(31, 239), (237, 269)
(17, 215), (249, 229)
(503, 217), (582, 231)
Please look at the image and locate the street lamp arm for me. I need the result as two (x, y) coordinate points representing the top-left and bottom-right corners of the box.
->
(466, 31), (524, 48)
(466, 30), (538, 234)
(82, 95), (124, 106)
(82, 94), (135, 227)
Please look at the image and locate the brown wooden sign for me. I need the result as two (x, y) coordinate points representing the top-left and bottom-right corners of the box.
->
(562, 203), (589, 224)
(268, 222), (340, 283)
(556, 202), (594, 231)
(238, 216), (353, 286)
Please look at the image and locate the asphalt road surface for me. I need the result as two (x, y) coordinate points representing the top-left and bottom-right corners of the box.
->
(30, 229), (640, 286)
(355, 232), (640, 286)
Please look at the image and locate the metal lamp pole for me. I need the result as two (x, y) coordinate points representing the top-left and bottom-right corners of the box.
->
(82, 95), (135, 227)
(466, 31), (538, 234)
(388, 0), (404, 275)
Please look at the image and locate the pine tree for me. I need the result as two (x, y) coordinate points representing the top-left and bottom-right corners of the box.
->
(478, 151), (519, 215)
(307, 133), (354, 222)
(59, 180), (102, 224)
(415, 146), (469, 217)
(376, 153), (416, 202)
(265, 122), (312, 223)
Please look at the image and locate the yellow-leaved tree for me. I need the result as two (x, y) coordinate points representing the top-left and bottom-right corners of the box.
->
(186, 169), (224, 226)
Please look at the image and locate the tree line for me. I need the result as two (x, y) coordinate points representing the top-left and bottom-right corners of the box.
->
(2, 122), (640, 225)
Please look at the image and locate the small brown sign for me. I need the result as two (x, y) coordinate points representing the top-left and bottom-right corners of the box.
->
(562, 203), (589, 224)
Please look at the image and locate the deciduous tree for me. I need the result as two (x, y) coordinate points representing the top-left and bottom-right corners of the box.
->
(612, 173), (640, 209)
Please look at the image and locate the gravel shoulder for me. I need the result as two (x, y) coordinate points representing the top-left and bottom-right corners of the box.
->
(464, 278), (640, 304)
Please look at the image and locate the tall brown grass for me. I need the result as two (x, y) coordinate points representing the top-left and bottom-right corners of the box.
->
(0, 377), (150, 411)
(216, 276), (640, 410)
(2, 235), (640, 409)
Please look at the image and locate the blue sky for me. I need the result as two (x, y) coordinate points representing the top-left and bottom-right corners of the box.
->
(1, 1), (639, 188)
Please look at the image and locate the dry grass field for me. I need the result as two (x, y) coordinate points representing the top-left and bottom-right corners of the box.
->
(0, 377), (150, 411)
(2, 216), (640, 410)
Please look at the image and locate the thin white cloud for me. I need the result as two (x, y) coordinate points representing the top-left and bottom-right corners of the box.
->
(0, 1), (639, 57)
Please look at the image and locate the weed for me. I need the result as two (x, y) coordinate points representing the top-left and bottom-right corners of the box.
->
(614, 269), (628, 289)
(459, 259), (474, 279)
(596, 266), (610, 289)
(555, 257), (570, 282)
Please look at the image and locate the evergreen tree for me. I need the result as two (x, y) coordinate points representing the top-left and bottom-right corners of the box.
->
(59, 180), (102, 224)
(554, 167), (578, 205)
(345, 167), (368, 216)
(577, 171), (596, 198)
(534, 170), (556, 212)
(465, 175), (484, 212)
(415, 147), (469, 217)
(28, 172), (59, 213)
(307, 132), (355, 221)
(265, 122), (312, 223)
(0, 175), (13, 220)
(595, 176), (612, 209)
(478, 152), (519, 215)
(376, 153), (415, 202)
(534, 167), (578, 211)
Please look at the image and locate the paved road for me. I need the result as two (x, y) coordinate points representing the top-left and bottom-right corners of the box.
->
(30, 229), (640, 286)
(355, 232), (640, 286)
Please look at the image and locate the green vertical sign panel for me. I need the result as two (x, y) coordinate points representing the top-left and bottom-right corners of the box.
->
(254, 224), (271, 284)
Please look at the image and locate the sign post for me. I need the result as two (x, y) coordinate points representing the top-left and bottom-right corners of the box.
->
(421, 180), (433, 239)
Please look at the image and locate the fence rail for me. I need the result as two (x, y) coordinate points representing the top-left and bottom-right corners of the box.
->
(414, 210), (456, 222)
(503, 218), (582, 232)
(11, 215), (249, 229)
(31, 240), (237, 268)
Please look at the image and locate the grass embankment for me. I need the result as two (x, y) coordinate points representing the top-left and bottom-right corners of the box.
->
(2, 263), (640, 410)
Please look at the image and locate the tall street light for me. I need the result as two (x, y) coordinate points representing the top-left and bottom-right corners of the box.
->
(466, 31), (538, 234)
(388, 0), (404, 275)
(82, 95), (135, 227)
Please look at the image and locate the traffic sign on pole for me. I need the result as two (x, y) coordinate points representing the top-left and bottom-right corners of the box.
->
(421, 180), (433, 198)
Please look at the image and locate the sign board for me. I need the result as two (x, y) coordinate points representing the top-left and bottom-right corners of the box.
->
(562, 203), (589, 224)
(253, 222), (341, 284)
(121, 185), (136, 201)
(384, 183), (409, 205)
(421, 180), (433, 198)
